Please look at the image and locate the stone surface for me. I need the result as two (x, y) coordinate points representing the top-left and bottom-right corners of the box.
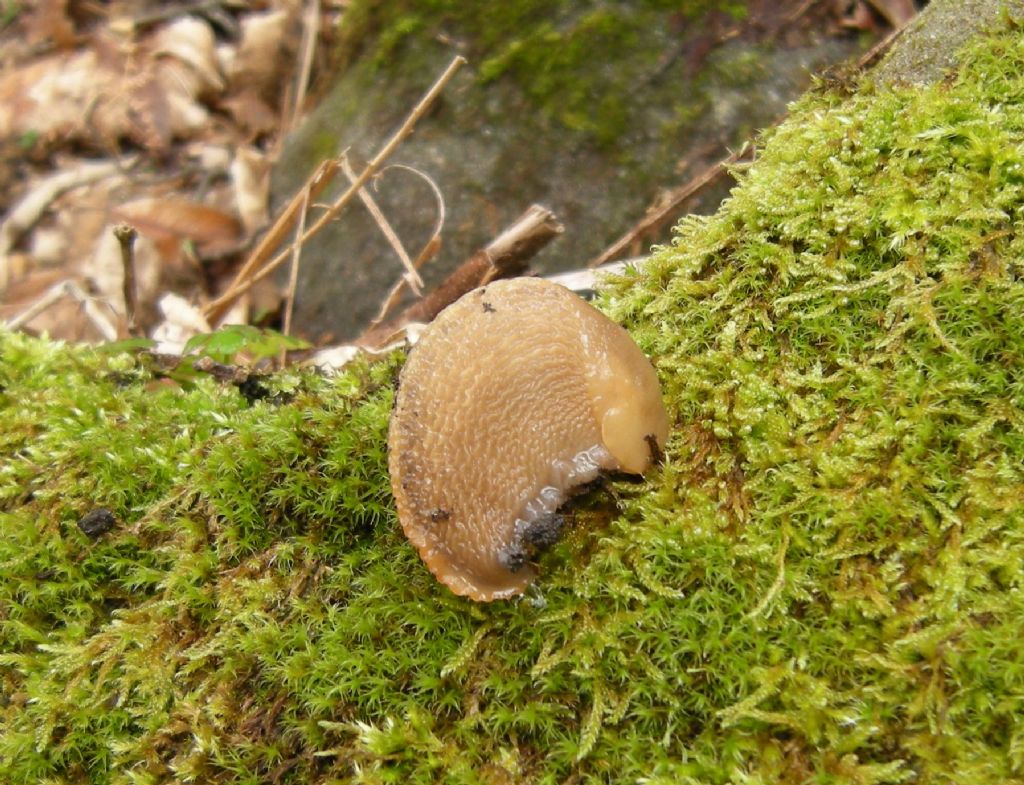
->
(873, 0), (1024, 86)
(273, 4), (865, 341)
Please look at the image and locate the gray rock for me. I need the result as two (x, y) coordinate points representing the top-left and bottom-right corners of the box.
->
(273, 7), (863, 341)
(873, 0), (1024, 86)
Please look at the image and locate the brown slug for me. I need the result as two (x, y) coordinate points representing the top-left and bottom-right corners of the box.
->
(388, 277), (669, 601)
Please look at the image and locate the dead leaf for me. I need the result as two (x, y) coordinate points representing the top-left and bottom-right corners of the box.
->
(0, 158), (127, 289)
(23, 0), (77, 49)
(152, 16), (224, 95)
(120, 71), (176, 152)
(0, 50), (109, 147)
(189, 143), (232, 172)
(310, 344), (362, 373)
(29, 225), (70, 267)
(111, 198), (242, 261)
(231, 147), (271, 235)
(151, 292), (211, 353)
(220, 90), (279, 136)
(3, 252), (33, 284)
(0, 18), (226, 154)
(1, 267), (65, 312)
(1, 272), (118, 342)
(837, 0), (881, 31)
(223, 10), (295, 98)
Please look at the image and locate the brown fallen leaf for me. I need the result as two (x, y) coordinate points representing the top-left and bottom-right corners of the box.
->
(0, 18), (225, 154)
(224, 10), (296, 99)
(0, 51), (111, 148)
(1, 271), (119, 342)
(220, 90), (280, 137)
(151, 292), (211, 354)
(0, 266), (66, 310)
(0, 158), (128, 289)
(152, 16), (223, 94)
(837, 0), (882, 31)
(231, 147), (271, 235)
(23, 0), (77, 49)
(111, 198), (242, 261)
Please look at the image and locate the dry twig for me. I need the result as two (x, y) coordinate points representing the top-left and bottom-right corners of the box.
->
(340, 154), (424, 294)
(5, 280), (119, 340)
(202, 54), (467, 325)
(857, 11), (915, 69)
(114, 223), (139, 336)
(280, 187), (311, 365)
(865, 0), (917, 27)
(205, 158), (338, 324)
(0, 159), (130, 290)
(359, 204), (563, 347)
(588, 3), (917, 272)
(587, 146), (750, 268)
(786, 0), (820, 22)
(370, 164), (447, 324)
(289, 0), (320, 133)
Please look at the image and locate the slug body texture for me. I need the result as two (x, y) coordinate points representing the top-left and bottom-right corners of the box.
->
(388, 277), (669, 601)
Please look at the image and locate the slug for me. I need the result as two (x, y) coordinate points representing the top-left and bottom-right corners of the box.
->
(388, 277), (669, 601)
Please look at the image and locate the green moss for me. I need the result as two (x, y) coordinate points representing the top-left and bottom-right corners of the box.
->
(3, 16), (1024, 785)
(339, 0), (747, 146)
(599, 21), (1024, 782)
(0, 341), (402, 782)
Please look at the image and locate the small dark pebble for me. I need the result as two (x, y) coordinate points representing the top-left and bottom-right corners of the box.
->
(498, 545), (527, 572)
(103, 370), (139, 388)
(522, 513), (565, 549)
(235, 374), (273, 404)
(78, 508), (118, 538)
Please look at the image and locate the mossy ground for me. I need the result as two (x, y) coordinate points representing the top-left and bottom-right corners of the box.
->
(338, 0), (747, 145)
(3, 18), (1024, 785)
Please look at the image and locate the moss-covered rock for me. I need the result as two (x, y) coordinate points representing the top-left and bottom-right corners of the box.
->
(275, 1), (862, 341)
(3, 10), (1024, 785)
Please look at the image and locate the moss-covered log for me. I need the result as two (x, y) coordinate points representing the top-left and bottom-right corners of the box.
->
(3, 13), (1024, 785)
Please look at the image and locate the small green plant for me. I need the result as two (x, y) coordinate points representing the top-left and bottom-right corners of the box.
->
(16, 129), (37, 150)
(183, 324), (311, 364)
(0, 1), (20, 28)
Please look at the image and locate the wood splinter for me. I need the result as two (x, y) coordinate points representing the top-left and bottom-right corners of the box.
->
(113, 223), (139, 336)
(359, 204), (564, 347)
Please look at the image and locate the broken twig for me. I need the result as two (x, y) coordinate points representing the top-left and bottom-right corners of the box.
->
(370, 163), (447, 324)
(359, 204), (563, 347)
(5, 280), (119, 341)
(114, 223), (139, 336)
(280, 186), (311, 365)
(857, 11), (914, 69)
(341, 155), (424, 294)
(289, 0), (320, 133)
(203, 54), (467, 324)
(587, 146), (750, 268)
(205, 157), (338, 324)
(0, 159), (131, 291)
